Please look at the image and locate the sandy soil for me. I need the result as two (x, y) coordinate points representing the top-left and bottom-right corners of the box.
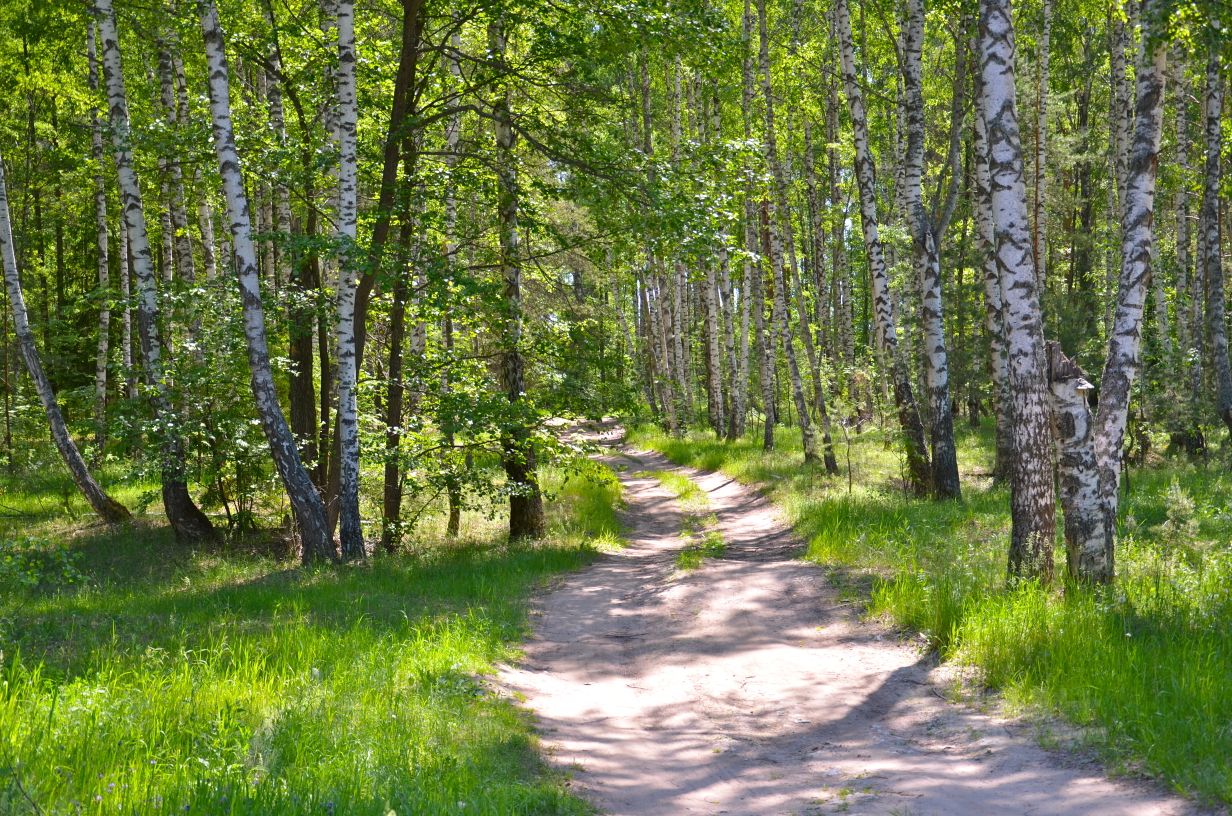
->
(500, 433), (1207, 815)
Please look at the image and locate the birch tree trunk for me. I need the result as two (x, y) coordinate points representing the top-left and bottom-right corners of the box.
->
(728, 0), (759, 444)
(1056, 1), (1167, 583)
(157, 42), (195, 290)
(1199, 43), (1232, 434)
(1171, 54), (1201, 446)
(97, 0), (215, 544)
(901, 0), (959, 498)
(119, 218), (135, 399)
(753, 213), (777, 450)
(0, 152), (129, 523)
(332, 0), (364, 559)
(835, 0), (931, 493)
(977, 0), (1057, 579)
(825, 72), (855, 390)
(972, 90), (1013, 484)
(200, 0), (336, 564)
(89, 22), (110, 457)
(702, 82), (725, 438)
(491, 15), (545, 540)
(758, 0), (820, 465)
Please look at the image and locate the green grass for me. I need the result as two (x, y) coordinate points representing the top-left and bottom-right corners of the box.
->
(634, 469), (725, 570)
(630, 421), (1232, 804)
(639, 469), (709, 512)
(675, 530), (726, 571)
(0, 464), (622, 815)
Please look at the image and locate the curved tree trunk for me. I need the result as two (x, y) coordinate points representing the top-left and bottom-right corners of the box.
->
(97, 0), (215, 544)
(0, 152), (129, 524)
(199, 0), (336, 564)
(976, 0), (1057, 580)
(834, 0), (930, 494)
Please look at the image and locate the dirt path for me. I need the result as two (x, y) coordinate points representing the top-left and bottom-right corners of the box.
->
(501, 437), (1202, 815)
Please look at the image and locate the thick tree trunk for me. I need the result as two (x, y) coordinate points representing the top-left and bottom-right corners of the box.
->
(1199, 44), (1232, 434)
(119, 218), (135, 400)
(728, 0), (759, 444)
(698, 90), (725, 438)
(491, 16), (545, 540)
(262, 2), (318, 473)
(0, 153), (129, 524)
(332, 0), (364, 559)
(200, 0), (336, 564)
(835, 0), (930, 494)
(977, 0), (1057, 580)
(97, 0), (215, 544)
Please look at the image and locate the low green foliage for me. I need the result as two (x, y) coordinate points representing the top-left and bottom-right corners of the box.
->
(640, 469), (709, 512)
(631, 423), (1232, 804)
(675, 530), (726, 571)
(0, 466), (620, 816)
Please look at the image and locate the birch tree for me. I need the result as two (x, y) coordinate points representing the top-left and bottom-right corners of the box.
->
(834, 0), (931, 494)
(758, 0), (820, 465)
(332, 0), (364, 559)
(0, 152), (129, 524)
(89, 22), (110, 457)
(1048, 0), (1168, 583)
(1198, 41), (1232, 435)
(977, 0), (1057, 578)
(199, 0), (336, 564)
(900, 0), (960, 498)
(97, 0), (215, 543)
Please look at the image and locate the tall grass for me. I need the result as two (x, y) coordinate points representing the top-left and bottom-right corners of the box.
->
(630, 423), (1232, 804)
(0, 465), (621, 815)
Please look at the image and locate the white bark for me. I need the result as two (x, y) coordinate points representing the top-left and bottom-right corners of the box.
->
(758, 0), (819, 464)
(901, 0), (959, 497)
(119, 218), (134, 399)
(1056, 1), (1167, 583)
(199, 0), (335, 563)
(97, 0), (214, 543)
(89, 22), (111, 455)
(332, 0), (363, 558)
(834, 0), (930, 491)
(0, 150), (128, 523)
(977, 0), (1057, 578)
(972, 79), (1012, 484)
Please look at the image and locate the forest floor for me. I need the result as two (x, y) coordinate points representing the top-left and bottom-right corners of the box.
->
(501, 425), (1207, 816)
